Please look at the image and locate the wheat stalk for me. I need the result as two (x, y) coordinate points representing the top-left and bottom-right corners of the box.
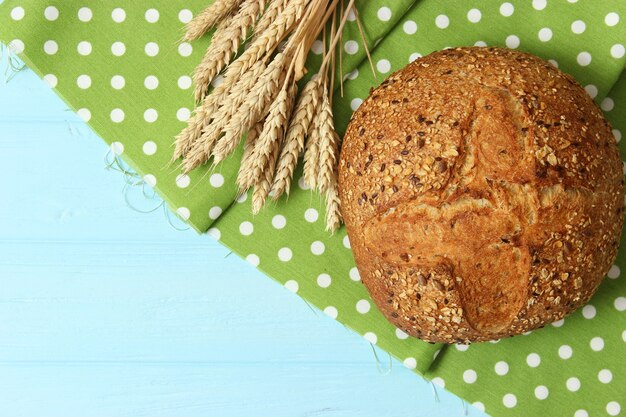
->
(251, 83), (298, 213)
(185, 0), (244, 41)
(353, 7), (377, 83)
(193, 0), (266, 101)
(270, 76), (322, 198)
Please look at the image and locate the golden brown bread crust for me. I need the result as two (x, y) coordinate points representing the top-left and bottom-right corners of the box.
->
(338, 47), (624, 343)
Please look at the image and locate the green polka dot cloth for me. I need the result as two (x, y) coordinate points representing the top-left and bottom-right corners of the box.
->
(1, 1), (625, 416)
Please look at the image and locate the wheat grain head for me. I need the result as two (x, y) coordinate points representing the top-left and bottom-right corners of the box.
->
(193, 0), (266, 101)
(218, 51), (290, 166)
(316, 87), (339, 193)
(225, 0), (308, 86)
(251, 82), (298, 213)
(185, 0), (244, 41)
(236, 122), (264, 192)
(270, 75), (322, 198)
(324, 172), (342, 232)
(302, 95), (323, 189)
(182, 57), (264, 173)
(253, 0), (288, 36)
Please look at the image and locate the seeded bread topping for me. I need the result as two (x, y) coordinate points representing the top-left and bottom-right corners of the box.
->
(338, 47), (624, 343)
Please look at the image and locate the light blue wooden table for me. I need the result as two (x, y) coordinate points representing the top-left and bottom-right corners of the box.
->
(0, 61), (487, 417)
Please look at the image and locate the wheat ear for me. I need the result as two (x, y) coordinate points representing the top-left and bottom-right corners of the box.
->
(222, 56), (269, 121)
(253, 0), (288, 37)
(270, 76), (322, 198)
(182, 123), (224, 172)
(203, 0), (301, 101)
(183, 7), (292, 139)
(207, 58), (268, 160)
(324, 172), (342, 232)
(190, 15), (274, 117)
(173, 104), (208, 161)
(251, 83), (298, 214)
(216, 51), (290, 166)
(303, 99), (323, 189)
(176, 0), (310, 162)
(192, 33), (239, 102)
(237, 122), (264, 192)
(185, 0), (244, 41)
(182, 59), (267, 172)
(193, 0), (266, 101)
(174, 71), (234, 161)
(174, 55), (263, 163)
(224, 0), (308, 86)
(316, 88), (339, 193)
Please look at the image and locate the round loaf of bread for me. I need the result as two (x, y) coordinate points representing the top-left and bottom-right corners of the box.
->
(338, 47), (624, 343)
